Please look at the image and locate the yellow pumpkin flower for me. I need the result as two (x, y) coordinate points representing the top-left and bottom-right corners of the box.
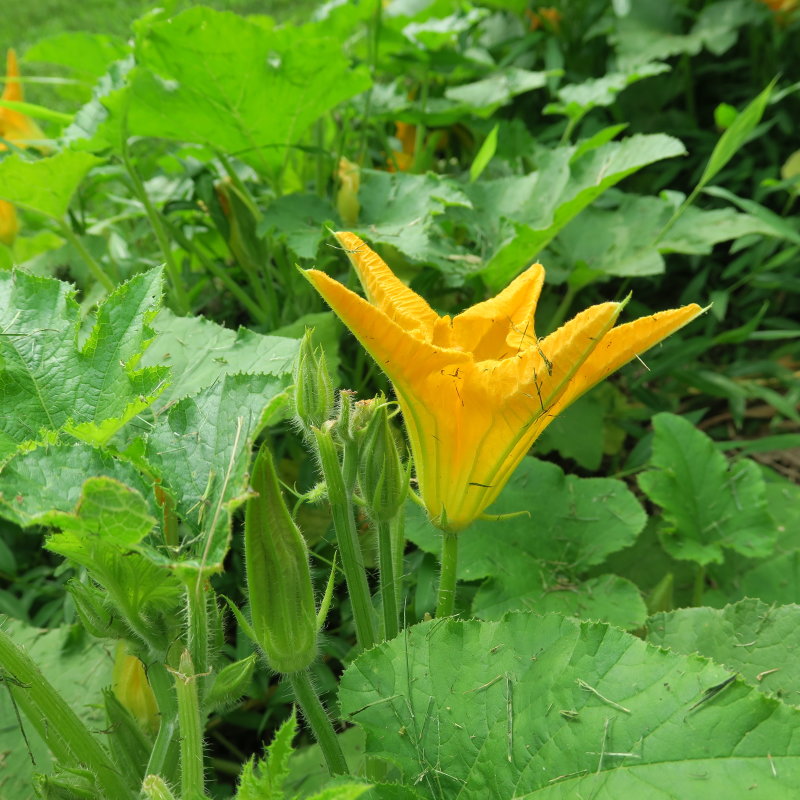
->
(304, 232), (704, 532)
(0, 48), (47, 150)
(0, 199), (18, 245)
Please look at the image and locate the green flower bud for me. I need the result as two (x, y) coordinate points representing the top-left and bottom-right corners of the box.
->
(331, 388), (357, 444)
(358, 398), (408, 521)
(67, 579), (128, 640)
(245, 443), (317, 674)
(34, 769), (97, 800)
(292, 330), (334, 434)
(206, 654), (257, 713)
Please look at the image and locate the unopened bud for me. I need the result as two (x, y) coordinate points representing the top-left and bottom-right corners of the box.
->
(206, 654), (257, 712)
(245, 443), (317, 673)
(292, 330), (334, 434)
(358, 398), (408, 521)
(34, 769), (96, 799)
(68, 579), (128, 640)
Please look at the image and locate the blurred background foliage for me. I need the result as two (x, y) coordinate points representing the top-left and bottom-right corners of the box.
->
(1, 0), (799, 795)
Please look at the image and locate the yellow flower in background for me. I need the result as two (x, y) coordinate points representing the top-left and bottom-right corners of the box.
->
(389, 121), (416, 172)
(757, 0), (798, 20)
(305, 232), (704, 532)
(0, 200), (18, 245)
(0, 48), (47, 150)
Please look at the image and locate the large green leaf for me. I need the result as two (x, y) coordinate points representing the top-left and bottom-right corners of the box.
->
(340, 613), (800, 798)
(473, 560), (647, 630)
(0, 446), (180, 636)
(546, 62), (670, 122)
(25, 32), (130, 89)
(612, 0), (761, 69)
(647, 599), (800, 705)
(354, 169), (472, 267)
(0, 620), (113, 800)
(0, 150), (103, 218)
(709, 483), (800, 606)
(543, 191), (788, 280)
(464, 134), (686, 289)
(0, 269), (167, 460)
(120, 8), (370, 172)
(406, 456), (646, 581)
(139, 308), (299, 408)
(638, 414), (776, 566)
(257, 193), (337, 260)
(142, 372), (289, 573)
(0, 442), (157, 528)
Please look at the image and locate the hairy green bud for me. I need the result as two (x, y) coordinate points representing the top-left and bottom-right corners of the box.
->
(292, 330), (334, 434)
(358, 398), (408, 521)
(245, 443), (317, 674)
(34, 769), (97, 800)
(206, 654), (257, 713)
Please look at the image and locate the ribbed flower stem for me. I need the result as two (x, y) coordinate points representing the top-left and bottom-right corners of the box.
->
(289, 670), (348, 776)
(184, 576), (210, 703)
(377, 518), (399, 639)
(314, 430), (377, 650)
(174, 650), (206, 800)
(0, 627), (134, 799)
(435, 528), (459, 618)
(391, 510), (406, 622)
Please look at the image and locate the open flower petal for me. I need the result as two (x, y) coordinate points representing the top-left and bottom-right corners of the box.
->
(334, 231), (439, 339)
(303, 267), (469, 390)
(451, 264), (545, 359)
(545, 304), (705, 416)
(307, 235), (704, 531)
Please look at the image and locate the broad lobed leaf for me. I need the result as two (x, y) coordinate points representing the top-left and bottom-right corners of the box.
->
(340, 613), (800, 799)
(638, 413), (776, 566)
(0, 268), (167, 461)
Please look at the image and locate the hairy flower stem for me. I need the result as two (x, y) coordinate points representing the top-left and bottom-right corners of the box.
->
(377, 518), (399, 639)
(174, 649), (206, 800)
(435, 529), (459, 618)
(314, 430), (377, 650)
(391, 510), (406, 622)
(184, 576), (210, 704)
(0, 628), (134, 799)
(145, 661), (180, 784)
(289, 670), (348, 775)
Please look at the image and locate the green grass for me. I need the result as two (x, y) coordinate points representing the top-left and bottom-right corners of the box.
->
(1, 0), (315, 55)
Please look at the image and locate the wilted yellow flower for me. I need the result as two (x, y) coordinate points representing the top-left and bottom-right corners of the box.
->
(0, 49), (47, 150)
(0, 199), (18, 245)
(305, 232), (704, 531)
(112, 642), (159, 734)
(336, 157), (361, 225)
